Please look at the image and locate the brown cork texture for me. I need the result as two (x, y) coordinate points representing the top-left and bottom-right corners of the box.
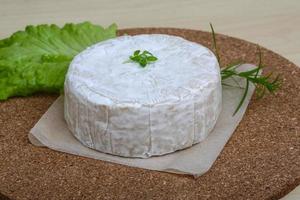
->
(0, 28), (299, 200)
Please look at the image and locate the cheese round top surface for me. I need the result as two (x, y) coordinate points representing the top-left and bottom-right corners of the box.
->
(67, 34), (220, 105)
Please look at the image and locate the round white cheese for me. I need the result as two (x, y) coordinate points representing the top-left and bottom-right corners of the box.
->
(64, 34), (222, 158)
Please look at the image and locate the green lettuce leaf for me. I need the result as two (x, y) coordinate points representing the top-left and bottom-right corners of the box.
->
(0, 22), (117, 100)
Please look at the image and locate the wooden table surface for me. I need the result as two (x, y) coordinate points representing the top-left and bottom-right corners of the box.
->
(0, 0), (299, 199)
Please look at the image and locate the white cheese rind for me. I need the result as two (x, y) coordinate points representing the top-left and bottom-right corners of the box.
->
(64, 34), (222, 158)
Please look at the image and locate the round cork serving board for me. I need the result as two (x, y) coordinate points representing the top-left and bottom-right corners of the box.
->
(0, 28), (299, 200)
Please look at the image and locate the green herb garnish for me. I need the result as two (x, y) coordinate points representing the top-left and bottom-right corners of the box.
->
(126, 50), (158, 67)
(209, 23), (281, 115)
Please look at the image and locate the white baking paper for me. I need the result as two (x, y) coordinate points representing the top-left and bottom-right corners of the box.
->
(29, 64), (256, 177)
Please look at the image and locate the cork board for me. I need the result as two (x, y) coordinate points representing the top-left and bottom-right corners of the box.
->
(0, 28), (299, 200)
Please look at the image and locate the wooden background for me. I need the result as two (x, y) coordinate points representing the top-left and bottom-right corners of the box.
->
(0, 0), (299, 199)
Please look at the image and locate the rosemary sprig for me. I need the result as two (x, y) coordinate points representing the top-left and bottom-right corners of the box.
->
(125, 50), (158, 67)
(209, 23), (281, 115)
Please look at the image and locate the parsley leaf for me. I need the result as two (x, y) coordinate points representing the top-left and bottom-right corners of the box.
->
(126, 50), (158, 68)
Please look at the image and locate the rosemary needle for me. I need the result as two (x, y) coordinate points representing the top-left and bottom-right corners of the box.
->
(210, 23), (221, 65)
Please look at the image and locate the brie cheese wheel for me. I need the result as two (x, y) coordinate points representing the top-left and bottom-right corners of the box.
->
(64, 34), (222, 158)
